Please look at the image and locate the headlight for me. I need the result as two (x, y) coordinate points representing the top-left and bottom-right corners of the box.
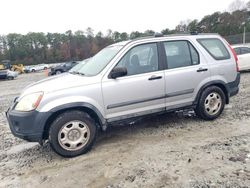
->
(15, 92), (44, 111)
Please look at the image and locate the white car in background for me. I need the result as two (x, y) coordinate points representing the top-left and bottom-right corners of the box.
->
(233, 45), (250, 71)
(26, 64), (49, 73)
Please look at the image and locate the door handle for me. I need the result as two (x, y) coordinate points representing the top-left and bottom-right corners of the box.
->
(148, 75), (162, 80)
(197, 68), (208, 72)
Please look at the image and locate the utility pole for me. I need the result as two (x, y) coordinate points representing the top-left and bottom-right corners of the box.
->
(243, 26), (246, 44)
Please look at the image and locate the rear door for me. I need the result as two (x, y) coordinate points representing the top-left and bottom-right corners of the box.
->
(162, 40), (210, 109)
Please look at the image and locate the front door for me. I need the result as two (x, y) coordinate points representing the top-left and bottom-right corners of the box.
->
(102, 43), (166, 121)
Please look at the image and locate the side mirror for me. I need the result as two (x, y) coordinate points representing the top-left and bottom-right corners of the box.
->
(110, 67), (127, 79)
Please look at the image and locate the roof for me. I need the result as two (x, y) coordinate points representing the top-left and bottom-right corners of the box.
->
(110, 40), (131, 47)
(110, 33), (221, 47)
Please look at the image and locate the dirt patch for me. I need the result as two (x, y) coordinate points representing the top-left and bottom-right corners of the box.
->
(0, 72), (250, 187)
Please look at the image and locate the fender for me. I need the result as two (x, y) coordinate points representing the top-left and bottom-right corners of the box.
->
(49, 102), (107, 127)
(194, 80), (230, 105)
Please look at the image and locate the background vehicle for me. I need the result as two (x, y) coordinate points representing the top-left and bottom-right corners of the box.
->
(6, 34), (240, 157)
(11, 64), (24, 73)
(233, 45), (250, 71)
(0, 60), (11, 70)
(27, 64), (49, 73)
(69, 58), (90, 73)
(49, 61), (78, 75)
(0, 70), (8, 79)
(0, 60), (24, 73)
(23, 66), (31, 73)
(0, 69), (18, 80)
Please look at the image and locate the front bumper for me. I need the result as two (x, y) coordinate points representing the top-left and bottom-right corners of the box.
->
(6, 107), (51, 143)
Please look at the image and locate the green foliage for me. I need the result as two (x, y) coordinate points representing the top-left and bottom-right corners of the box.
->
(197, 10), (249, 35)
(0, 29), (115, 65)
(1, 8), (250, 65)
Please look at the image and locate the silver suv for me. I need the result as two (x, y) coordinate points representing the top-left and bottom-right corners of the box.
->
(6, 34), (240, 157)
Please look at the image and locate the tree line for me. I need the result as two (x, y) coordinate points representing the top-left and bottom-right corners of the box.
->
(1, 0), (250, 65)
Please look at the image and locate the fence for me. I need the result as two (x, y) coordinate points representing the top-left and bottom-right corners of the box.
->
(224, 32), (250, 45)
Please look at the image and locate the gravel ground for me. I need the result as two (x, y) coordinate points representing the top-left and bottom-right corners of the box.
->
(0, 72), (250, 188)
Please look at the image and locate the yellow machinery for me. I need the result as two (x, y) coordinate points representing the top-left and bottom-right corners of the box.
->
(11, 64), (24, 73)
(0, 64), (5, 69)
(0, 60), (24, 73)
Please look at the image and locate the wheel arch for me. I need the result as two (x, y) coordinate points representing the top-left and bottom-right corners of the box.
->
(42, 103), (106, 140)
(54, 69), (63, 74)
(194, 80), (229, 105)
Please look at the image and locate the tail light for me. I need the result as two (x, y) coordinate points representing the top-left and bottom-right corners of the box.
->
(228, 45), (239, 72)
(224, 39), (239, 72)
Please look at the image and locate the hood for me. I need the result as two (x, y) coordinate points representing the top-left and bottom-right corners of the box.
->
(21, 73), (99, 96)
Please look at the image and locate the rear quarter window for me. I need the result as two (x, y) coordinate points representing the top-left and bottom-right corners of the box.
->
(197, 38), (230, 60)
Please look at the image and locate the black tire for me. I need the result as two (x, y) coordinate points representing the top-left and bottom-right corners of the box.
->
(7, 76), (14, 80)
(49, 110), (97, 157)
(55, 70), (62, 75)
(195, 86), (226, 120)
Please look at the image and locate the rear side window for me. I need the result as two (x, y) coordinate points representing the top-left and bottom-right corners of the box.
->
(198, 38), (230, 60)
(241, 47), (250, 54)
(163, 41), (199, 69)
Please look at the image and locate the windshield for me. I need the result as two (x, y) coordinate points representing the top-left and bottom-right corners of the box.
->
(72, 45), (123, 76)
(69, 59), (89, 72)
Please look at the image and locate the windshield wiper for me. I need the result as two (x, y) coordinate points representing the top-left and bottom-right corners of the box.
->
(70, 71), (85, 76)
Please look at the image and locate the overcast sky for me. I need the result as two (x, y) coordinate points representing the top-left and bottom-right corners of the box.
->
(0, 0), (236, 35)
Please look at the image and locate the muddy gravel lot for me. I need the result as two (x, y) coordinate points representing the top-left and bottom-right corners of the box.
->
(0, 72), (250, 188)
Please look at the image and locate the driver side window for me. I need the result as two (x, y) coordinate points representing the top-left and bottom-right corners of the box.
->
(116, 43), (159, 76)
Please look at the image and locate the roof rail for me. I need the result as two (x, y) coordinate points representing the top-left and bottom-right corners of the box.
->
(129, 32), (220, 43)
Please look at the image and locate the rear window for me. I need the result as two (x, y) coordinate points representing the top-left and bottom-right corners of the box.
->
(197, 38), (230, 60)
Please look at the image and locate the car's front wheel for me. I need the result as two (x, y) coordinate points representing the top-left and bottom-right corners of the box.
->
(195, 86), (226, 120)
(7, 76), (14, 80)
(49, 110), (97, 157)
(55, 70), (62, 75)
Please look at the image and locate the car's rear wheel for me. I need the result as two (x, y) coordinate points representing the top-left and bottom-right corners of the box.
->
(195, 86), (225, 120)
(49, 110), (97, 157)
